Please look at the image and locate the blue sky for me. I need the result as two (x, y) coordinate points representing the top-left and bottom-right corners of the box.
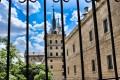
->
(0, 0), (91, 56)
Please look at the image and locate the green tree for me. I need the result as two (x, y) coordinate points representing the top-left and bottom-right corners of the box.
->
(0, 37), (53, 80)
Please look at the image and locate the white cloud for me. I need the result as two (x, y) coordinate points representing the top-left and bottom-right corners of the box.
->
(30, 31), (44, 43)
(14, 36), (32, 48)
(11, 8), (18, 17)
(55, 12), (68, 25)
(0, 0), (30, 37)
(0, 43), (6, 50)
(33, 43), (44, 52)
(0, 0), (35, 37)
(12, 0), (41, 15)
(32, 21), (51, 32)
(47, 12), (52, 15)
(65, 25), (68, 31)
(70, 10), (83, 24)
(33, 21), (37, 24)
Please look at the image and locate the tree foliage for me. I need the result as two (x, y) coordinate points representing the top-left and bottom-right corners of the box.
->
(0, 37), (52, 80)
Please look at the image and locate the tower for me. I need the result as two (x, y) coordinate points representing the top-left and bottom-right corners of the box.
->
(47, 6), (63, 80)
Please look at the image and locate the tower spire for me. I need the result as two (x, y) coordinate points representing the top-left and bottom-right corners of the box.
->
(58, 18), (60, 26)
(52, 5), (56, 30)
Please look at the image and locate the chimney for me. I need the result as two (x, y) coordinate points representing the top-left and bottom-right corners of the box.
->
(33, 52), (35, 54)
(83, 7), (89, 16)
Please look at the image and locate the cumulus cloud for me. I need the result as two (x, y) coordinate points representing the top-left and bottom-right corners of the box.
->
(70, 10), (82, 24)
(30, 31), (44, 43)
(0, 0), (35, 37)
(65, 25), (68, 31)
(33, 43), (44, 52)
(12, 0), (41, 15)
(32, 21), (51, 32)
(0, 0), (30, 37)
(14, 36), (32, 48)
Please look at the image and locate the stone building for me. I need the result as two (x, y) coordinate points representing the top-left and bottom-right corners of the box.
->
(47, 7), (64, 80)
(24, 52), (44, 64)
(65, 0), (120, 80)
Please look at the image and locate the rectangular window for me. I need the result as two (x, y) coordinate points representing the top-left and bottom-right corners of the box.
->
(89, 30), (93, 42)
(107, 55), (113, 69)
(61, 40), (62, 43)
(50, 65), (53, 69)
(50, 47), (52, 49)
(91, 60), (95, 71)
(103, 19), (108, 33)
(56, 47), (58, 49)
(56, 53), (58, 56)
(68, 67), (69, 74)
(55, 40), (57, 44)
(50, 53), (53, 56)
(62, 65), (64, 68)
(74, 65), (76, 73)
(50, 60), (53, 62)
(73, 44), (75, 52)
(50, 40), (52, 44)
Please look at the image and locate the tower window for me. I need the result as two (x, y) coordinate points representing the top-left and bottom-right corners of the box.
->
(50, 60), (53, 62)
(56, 47), (58, 49)
(89, 30), (93, 42)
(50, 40), (52, 44)
(50, 47), (52, 49)
(50, 53), (53, 56)
(55, 40), (57, 44)
(73, 44), (75, 52)
(91, 60), (96, 71)
(74, 65), (76, 74)
(56, 52), (58, 56)
(107, 55), (113, 69)
(103, 19), (108, 33)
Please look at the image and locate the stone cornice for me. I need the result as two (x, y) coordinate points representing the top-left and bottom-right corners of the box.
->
(65, 0), (106, 42)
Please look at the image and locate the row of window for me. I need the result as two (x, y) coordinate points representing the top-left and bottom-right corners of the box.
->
(89, 19), (109, 42)
(50, 46), (63, 49)
(67, 65), (76, 75)
(92, 55), (113, 71)
(50, 65), (64, 69)
(50, 52), (63, 56)
(67, 55), (113, 75)
(66, 44), (75, 56)
(66, 19), (108, 55)
(50, 40), (63, 44)
(50, 59), (63, 62)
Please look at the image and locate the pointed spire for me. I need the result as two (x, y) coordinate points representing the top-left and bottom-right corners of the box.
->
(58, 18), (60, 26)
(52, 5), (56, 30)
